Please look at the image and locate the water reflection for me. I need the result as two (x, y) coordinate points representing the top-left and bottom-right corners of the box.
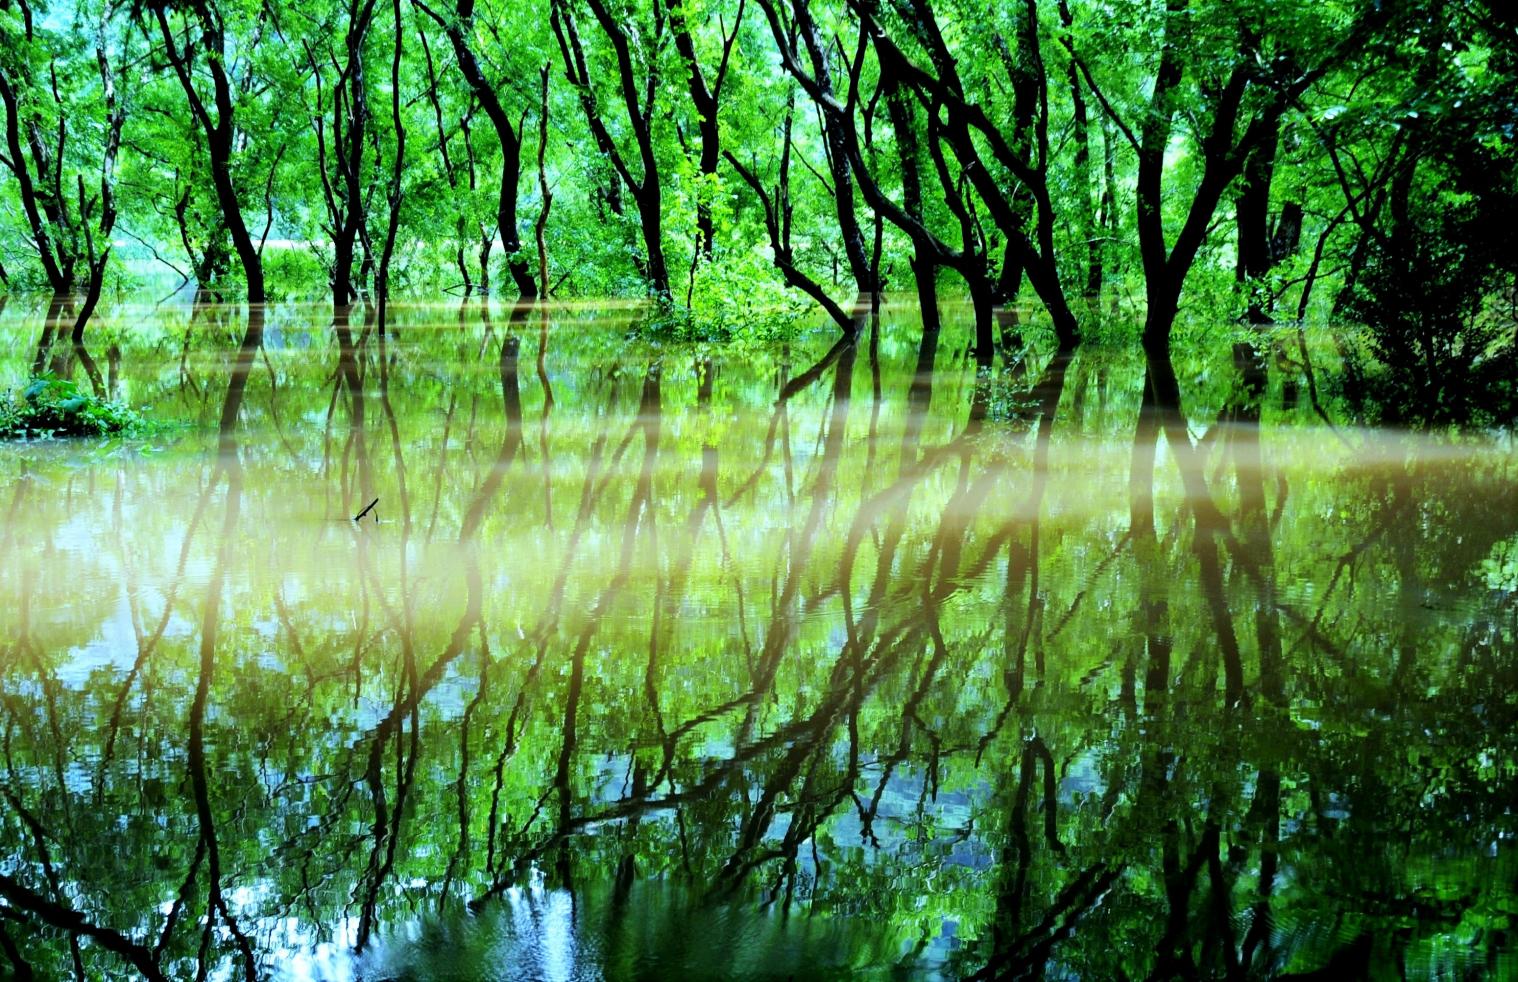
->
(0, 301), (1515, 979)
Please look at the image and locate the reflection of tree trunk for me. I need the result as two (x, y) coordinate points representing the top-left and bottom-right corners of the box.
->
(374, 311), (413, 536)
(741, 341), (854, 734)
(1389, 469), (1418, 695)
(182, 317), (263, 980)
(480, 377), (644, 888)
(441, 620), (491, 902)
(1231, 342), (1283, 701)
(987, 736), (1065, 963)
(536, 305), (555, 526)
(840, 328), (937, 680)
(187, 460), (257, 982)
(335, 306), (374, 511)
(31, 294), (72, 376)
(73, 335), (105, 398)
(1240, 767), (1281, 970)
(216, 312), (264, 458)
(1003, 353), (1072, 698)
(1151, 820), (1214, 977)
(555, 363), (662, 888)
(354, 331), (515, 946)
(1144, 350), (1245, 705)
(106, 343), (121, 400)
(1131, 360), (1170, 709)
(647, 358), (718, 734)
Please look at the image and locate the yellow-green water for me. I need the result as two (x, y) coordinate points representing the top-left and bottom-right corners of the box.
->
(0, 300), (1514, 979)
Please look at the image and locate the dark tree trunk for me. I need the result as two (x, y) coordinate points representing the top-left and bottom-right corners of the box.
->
(332, 0), (380, 308)
(1058, 0), (1100, 298)
(0, 68), (75, 292)
(1236, 125), (1280, 324)
(376, 0), (406, 331)
(789, 0), (872, 292)
(666, 0), (742, 258)
(884, 85), (939, 335)
(725, 101), (857, 335)
(420, 0), (539, 298)
(1271, 202), (1303, 263)
(552, 0), (670, 297)
(154, 7), (268, 304)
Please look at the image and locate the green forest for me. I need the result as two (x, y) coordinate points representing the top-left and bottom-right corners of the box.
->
(2, 0), (1518, 978)
(2, 0), (1516, 380)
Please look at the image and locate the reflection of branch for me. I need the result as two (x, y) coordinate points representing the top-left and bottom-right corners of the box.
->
(188, 460), (258, 981)
(0, 873), (167, 980)
(98, 481), (216, 782)
(1047, 530), (1131, 642)
(724, 334), (857, 507)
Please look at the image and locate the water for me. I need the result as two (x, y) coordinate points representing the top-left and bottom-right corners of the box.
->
(0, 300), (1514, 979)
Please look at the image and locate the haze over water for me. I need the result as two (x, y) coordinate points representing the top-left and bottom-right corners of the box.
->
(1, 301), (1515, 978)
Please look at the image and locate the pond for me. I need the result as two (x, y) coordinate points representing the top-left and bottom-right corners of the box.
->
(0, 300), (1515, 979)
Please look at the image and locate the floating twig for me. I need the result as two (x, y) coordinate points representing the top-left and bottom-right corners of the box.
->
(354, 497), (379, 522)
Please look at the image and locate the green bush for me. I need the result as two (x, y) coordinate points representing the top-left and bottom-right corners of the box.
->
(0, 374), (143, 440)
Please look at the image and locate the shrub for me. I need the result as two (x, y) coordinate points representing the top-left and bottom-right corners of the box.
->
(0, 374), (143, 439)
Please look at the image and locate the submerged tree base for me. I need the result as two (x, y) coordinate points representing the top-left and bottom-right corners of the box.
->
(0, 375), (143, 439)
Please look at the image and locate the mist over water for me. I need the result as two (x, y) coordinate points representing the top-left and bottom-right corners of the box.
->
(1, 301), (1515, 978)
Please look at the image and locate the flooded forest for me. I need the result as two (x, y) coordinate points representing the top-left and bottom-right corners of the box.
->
(1, 0), (1516, 978)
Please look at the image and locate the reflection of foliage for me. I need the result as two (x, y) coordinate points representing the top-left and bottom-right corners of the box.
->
(0, 307), (1515, 978)
(363, 878), (923, 978)
(0, 374), (142, 438)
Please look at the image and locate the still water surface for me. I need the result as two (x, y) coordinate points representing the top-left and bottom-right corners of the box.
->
(0, 301), (1515, 979)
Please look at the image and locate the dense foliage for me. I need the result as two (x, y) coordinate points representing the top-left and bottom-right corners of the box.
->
(1, 0), (1515, 361)
(0, 372), (142, 437)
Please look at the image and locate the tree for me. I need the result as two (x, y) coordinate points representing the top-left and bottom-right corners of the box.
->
(0, 0), (127, 305)
(144, 0), (272, 304)
(299, 0), (384, 308)
(552, 0), (672, 298)
(417, 0), (541, 297)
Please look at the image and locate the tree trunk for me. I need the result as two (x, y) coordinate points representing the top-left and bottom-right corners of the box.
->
(1236, 125), (1280, 324)
(423, 0), (539, 299)
(790, 0), (872, 292)
(153, 8), (268, 305)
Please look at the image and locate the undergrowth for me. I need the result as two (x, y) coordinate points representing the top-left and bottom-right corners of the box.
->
(0, 374), (144, 439)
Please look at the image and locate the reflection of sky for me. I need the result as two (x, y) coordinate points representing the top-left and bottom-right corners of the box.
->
(276, 917), (361, 982)
(58, 583), (139, 686)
